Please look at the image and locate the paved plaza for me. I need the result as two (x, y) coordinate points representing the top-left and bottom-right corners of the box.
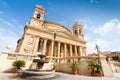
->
(0, 72), (120, 80)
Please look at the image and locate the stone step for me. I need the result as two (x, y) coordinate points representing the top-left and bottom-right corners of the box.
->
(27, 74), (55, 80)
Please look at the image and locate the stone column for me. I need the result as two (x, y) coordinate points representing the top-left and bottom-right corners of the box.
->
(74, 46), (78, 62)
(58, 42), (61, 62)
(83, 47), (87, 56)
(77, 46), (80, 61)
(79, 46), (82, 56)
(33, 37), (39, 54)
(70, 45), (73, 62)
(64, 43), (67, 63)
(74, 46), (77, 56)
(42, 39), (47, 55)
(50, 40), (54, 59)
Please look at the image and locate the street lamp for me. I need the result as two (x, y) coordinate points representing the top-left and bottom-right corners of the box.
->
(95, 44), (104, 76)
(95, 44), (100, 55)
(95, 44), (101, 64)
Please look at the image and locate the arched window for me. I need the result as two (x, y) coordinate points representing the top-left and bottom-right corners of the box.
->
(75, 30), (77, 34)
(79, 30), (81, 33)
(112, 56), (119, 61)
(37, 14), (40, 19)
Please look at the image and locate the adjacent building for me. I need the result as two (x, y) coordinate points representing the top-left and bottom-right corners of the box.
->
(102, 51), (120, 62)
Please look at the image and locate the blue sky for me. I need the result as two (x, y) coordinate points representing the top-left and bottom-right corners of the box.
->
(0, 0), (120, 53)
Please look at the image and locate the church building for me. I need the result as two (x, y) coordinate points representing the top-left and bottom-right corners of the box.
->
(15, 5), (87, 62)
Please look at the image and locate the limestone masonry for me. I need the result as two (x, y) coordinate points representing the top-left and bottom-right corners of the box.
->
(15, 5), (87, 62)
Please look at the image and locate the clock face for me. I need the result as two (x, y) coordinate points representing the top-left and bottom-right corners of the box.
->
(34, 22), (38, 26)
(32, 20), (39, 26)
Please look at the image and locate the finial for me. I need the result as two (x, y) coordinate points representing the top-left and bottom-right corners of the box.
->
(35, 5), (46, 11)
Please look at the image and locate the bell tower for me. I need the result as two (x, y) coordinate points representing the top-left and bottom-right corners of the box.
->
(33, 5), (46, 20)
(72, 22), (84, 40)
(30, 5), (46, 27)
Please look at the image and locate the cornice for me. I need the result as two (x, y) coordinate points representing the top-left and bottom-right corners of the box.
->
(25, 24), (87, 44)
(44, 20), (72, 34)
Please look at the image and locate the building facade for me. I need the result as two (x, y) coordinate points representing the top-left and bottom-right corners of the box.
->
(15, 5), (87, 62)
(102, 51), (120, 62)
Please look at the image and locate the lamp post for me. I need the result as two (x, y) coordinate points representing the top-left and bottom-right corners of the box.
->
(96, 44), (100, 55)
(95, 44), (100, 63)
(95, 44), (104, 76)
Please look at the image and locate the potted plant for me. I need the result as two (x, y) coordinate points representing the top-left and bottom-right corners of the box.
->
(88, 62), (102, 77)
(12, 60), (26, 69)
(12, 60), (26, 75)
(52, 62), (57, 71)
(70, 62), (79, 75)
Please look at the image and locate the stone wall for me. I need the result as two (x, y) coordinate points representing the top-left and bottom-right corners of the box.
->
(109, 62), (120, 73)
(56, 62), (91, 76)
(0, 52), (115, 77)
(0, 52), (33, 72)
(0, 52), (54, 72)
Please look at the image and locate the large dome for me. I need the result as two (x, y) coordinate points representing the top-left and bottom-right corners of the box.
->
(43, 20), (72, 38)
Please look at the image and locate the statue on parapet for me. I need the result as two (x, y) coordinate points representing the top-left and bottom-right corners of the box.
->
(2, 45), (12, 53)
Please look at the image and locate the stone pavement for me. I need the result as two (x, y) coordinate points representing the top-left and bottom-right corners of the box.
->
(0, 73), (23, 80)
(0, 72), (120, 80)
(49, 72), (120, 80)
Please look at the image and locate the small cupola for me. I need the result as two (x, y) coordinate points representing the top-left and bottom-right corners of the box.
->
(72, 22), (84, 40)
(33, 5), (46, 20)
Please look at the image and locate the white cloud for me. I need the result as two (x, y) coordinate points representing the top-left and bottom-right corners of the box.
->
(0, 28), (19, 52)
(86, 38), (111, 53)
(0, 36), (18, 52)
(11, 19), (23, 30)
(0, 18), (13, 27)
(90, 0), (98, 4)
(0, 18), (23, 52)
(93, 39), (110, 50)
(85, 19), (120, 53)
(75, 17), (92, 24)
(116, 22), (120, 34)
(90, 0), (94, 3)
(0, 18), (23, 35)
(94, 19), (120, 35)
(0, 28), (15, 36)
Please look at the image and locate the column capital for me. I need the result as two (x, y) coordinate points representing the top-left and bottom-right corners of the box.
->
(43, 39), (48, 41)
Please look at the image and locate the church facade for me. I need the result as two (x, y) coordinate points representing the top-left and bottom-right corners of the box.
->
(15, 5), (87, 62)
